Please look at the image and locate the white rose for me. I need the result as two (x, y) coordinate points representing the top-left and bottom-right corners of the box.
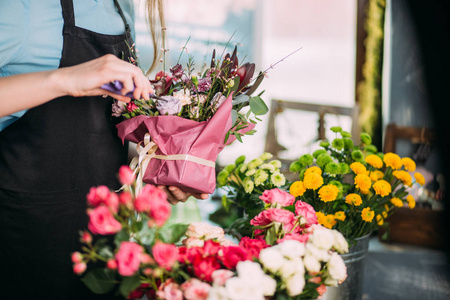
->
(262, 275), (277, 296)
(332, 230), (349, 254)
(327, 252), (347, 282)
(185, 222), (225, 241)
(207, 286), (228, 300)
(286, 273), (305, 297)
(225, 277), (262, 300)
(278, 240), (306, 259)
(310, 226), (334, 250)
(236, 261), (265, 281)
(182, 237), (205, 248)
(259, 247), (286, 273)
(280, 257), (305, 280)
(303, 254), (321, 273)
(306, 243), (330, 262)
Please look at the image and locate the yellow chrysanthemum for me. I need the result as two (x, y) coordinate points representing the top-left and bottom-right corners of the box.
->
(383, 152), (402, 170)
(304, 166), (322, 176)
(393, 170), (413, 186)
(402, 157), (416, 172)
(407, 195), (416, 209)
(345, 193), (363, 206)
(316, 211), (326, 225)
(361, 207), (375, 222)
(354, 174), (372, 193)
(382, 211), (388, 218)
(323, 214), (337, 229)
(369, 170), (384, 182)
(318, 184), (340, 202)
(365, 154), (383, 169)
(372, 180), (392, 197)
(350, 162), (367, 175)
(303, 173), (324, 190)
(376, 214), (384, 226)
(414, 172), (425, 186)
(390, 197), (404, 208)
(334, 211), (346, 221)
(289, 181), (306, 197)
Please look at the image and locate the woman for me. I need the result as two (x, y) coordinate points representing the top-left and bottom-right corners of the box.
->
(0, 1), (207, 299)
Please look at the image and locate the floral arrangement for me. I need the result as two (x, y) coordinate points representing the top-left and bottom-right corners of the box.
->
(73, 167), (348, 300)
(287, 126), (425, 242)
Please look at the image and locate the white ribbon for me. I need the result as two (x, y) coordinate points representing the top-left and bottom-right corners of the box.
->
(130, 133), (215, 194)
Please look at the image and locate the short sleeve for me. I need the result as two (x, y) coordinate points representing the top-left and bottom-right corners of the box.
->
(0, 2), (26, 72)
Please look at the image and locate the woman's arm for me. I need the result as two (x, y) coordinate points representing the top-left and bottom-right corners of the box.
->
(0, 54), (152, 118)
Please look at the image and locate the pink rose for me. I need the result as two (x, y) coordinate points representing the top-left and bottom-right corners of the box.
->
(88, 206), (122, 235)
(115, 242), (143, 276)
(73, 262), (87, 275)
(211, 269), (234, 286)
(86, 185), (110, 207)
(126, 102), (139, 112)
(153, 242), (179, 270)
(156, 279), (183, 300)
(295, 201), (318, 228)
(239, 237), (269, 259)
(250, 208), (296, 227)
(221, 245), (248, 269)
(181, 278), (211, 300)
(149, 196), (171, 227)
(277, 233), (310, 244)
(119, 165), (135, 185)
(134, 185), (168, 214)
(259, 188), (295, 207)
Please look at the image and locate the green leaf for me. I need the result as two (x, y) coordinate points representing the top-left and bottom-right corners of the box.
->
(114, 229), (130, 247)
(222, 194), (230, 212)
(97, 246), (114, 259)
(80, 269), (116, 294)
(231, 109), (238, 127)
(119, 274), (141, 298)
(229, 76), (241, 95)
(235, 133), (243, 143)
(159, 223), (189, 244)
(249, 96), (268, 116)
(232, 94), (249, 106)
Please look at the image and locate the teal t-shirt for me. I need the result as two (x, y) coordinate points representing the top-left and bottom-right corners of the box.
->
(0, 0), (135, 131)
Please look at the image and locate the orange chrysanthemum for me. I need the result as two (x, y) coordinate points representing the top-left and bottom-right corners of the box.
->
(316, 211), (326, 225)
(304, 166), (322, 176)
(361, 207), (375, 222)
(407, 195), (416, 209)
(290, 181), (306, 197)
(369, 170), (384, 182)
(390, 197), (404, 207)
(372, 180), (392, 197)
(354, 174), (372, 193)
(318, 184), (340, 202)
(365, 154), (383, 169)
(414, 172), (425, 186)
(323, 214), (337, 229)
(303, 173), (324, 190)
(334, 211), (346, 221)
(383, 152), (402, 170)
(393, 170), (413, 186)
(402, 157), (416, 172)
(345, 193), (362, 206)
(350, 162), (367, 175)
(376, 214), (384, 226)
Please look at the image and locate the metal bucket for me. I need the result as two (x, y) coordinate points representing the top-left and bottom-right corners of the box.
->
(322, 233), (371, 300)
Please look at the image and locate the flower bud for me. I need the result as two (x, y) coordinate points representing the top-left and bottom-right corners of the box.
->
(118, 165), (135, 185)
(106, 259), (118, 270)
(73, 262), (87, 275)
(81, 231), (92, 244)
(71, 252), (83, 264)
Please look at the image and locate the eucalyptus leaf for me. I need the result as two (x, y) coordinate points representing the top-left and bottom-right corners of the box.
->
(119, 274), (141, 298)
(80, 269), (116, 294)
(232, 94), (249, 106)
(249, 96), (268, 116)
(231, 109), (238, 126)
(159, 223), (189, 244)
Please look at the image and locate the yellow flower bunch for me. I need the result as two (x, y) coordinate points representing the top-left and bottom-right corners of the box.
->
(288, 126), (425, 242)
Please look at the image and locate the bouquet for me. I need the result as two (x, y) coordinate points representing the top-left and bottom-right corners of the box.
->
(106, 46), (267, 194)
(287, 126), (425, 243)
(73, 166), (348, 300)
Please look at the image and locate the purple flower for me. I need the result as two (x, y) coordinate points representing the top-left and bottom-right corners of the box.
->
(197, 77), (212, 93)
(170, 64), (184, 78)
(156, 96), (182, 115)
(111, 101), (126, 117)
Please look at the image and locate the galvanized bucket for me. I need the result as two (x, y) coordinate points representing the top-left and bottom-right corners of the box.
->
(322, 233), (371, 300)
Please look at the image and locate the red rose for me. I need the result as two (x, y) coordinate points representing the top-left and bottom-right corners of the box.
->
(239, 237), (269, 259)
(259, 188), (295, 207)
(221, 245), (248, 269)
(192, 256), (221, 282)
(115, 242), (143, 276)
(88, 206), (122, 235)
(153, 242), (179, 270)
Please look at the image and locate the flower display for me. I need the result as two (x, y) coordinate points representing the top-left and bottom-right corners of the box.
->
(288, 126), (424, 242)
(74, 166), (348, 300)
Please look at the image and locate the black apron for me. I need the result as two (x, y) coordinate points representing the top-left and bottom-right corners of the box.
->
(0, 1), (131, 299)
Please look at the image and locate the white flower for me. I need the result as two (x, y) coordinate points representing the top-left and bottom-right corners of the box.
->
(278, 240), (306, 259)
(303, 254), (321, 273)
(310, 226), (334, 250)
(236, 261), (265, 281)
(269, 160), (282, 169)
(259, 247), (285, 273)
(259, 152), (273, 161)
(185, 222), (225, 241)
(280, 257), (305, 280)
(212, 269), (235, 286)
(306, 243), (330, 262)
(324, 276), (339, 287)
(239, 163), (248, 173)
(286, 273), (305, 297)
(207, 286), (228, 300)
(245, 169), (256, 176)
(331, 229), (349, 254)
(225, 277), (263, 300)
(182, 237), (205, 248)
(327, 252), (347, 283)
(173, 89), (191, 106)
(260, 163), (275, 172)
(262, 275), (277, 296)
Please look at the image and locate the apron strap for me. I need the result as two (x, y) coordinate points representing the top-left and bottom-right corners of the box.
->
(60, 0), (75, 28)
(113, 0), (132, 36)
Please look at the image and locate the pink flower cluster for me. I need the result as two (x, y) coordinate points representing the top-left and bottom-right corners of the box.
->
(250, 188), (318, 242)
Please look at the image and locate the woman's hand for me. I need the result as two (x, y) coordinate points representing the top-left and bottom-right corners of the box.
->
(56, 54), (153, 102)
(158, 185), (209, 205)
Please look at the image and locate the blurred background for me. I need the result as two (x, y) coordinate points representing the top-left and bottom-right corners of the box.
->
(132, 1), (450, 298)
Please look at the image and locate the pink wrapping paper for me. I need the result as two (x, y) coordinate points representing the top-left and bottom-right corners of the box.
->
(116, 96), (234, 194)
